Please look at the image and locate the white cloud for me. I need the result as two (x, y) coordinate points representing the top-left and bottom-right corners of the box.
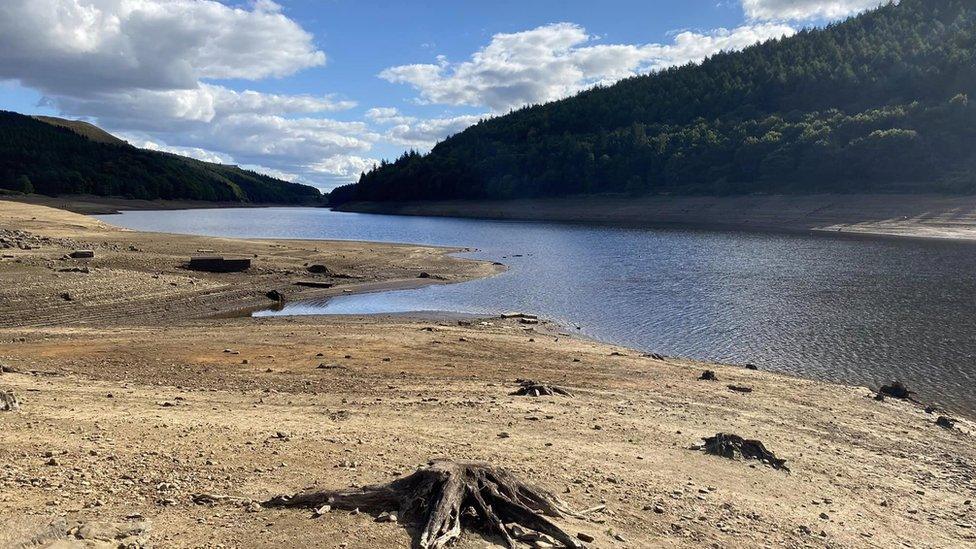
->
(0, 0), (325, 95)
(0, 0), (378, 190)
(309, 155), (380, 179)
(380, 22), (795, 113)
(742, 0), (888, 21)
(385, 113), (486, 149)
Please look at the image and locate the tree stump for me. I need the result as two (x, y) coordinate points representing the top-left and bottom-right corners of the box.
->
(701, 433), (789, 471)
(511, 380), (573, 397)
(699, 370), (717, 381)
(264, 459), (586, 548)
(879, 381), (915, 400)
(0, 390), (20, 412)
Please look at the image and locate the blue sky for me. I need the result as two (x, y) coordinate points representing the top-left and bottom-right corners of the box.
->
(0, 0), (883, 190)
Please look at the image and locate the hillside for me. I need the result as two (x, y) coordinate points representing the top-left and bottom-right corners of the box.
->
(0, 111), (321, 204)
(32, 115), (128, 146)
(331, 0), (976, 205)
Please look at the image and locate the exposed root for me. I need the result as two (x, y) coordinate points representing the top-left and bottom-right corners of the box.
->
(263, 459), (586, 548)
(879, 381), (916, 401)
(511, 379), (573, 397)
(701, 433), (789, 472)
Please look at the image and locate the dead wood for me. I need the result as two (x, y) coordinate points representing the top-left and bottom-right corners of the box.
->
(0, 390), (20, 411)
(879, 381), (916, 401)
(701, 433), (789, 472)
(511, 379), (573, 397)
(727, 385), (753, 393)
(263, 459), (586, 549)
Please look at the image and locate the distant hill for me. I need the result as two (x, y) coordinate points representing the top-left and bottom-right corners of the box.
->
(332, 0), (976, 205)
(0, 111), (321, 204)
(32, 116), (128, 146)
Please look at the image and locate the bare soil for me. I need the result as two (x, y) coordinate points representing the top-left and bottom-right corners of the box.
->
(1, 201), (974, 548)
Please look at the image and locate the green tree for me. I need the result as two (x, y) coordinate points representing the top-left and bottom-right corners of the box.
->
(16, 175), (33, 194)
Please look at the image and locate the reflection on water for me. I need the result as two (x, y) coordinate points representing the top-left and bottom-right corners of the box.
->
(99, 207), (976, 414)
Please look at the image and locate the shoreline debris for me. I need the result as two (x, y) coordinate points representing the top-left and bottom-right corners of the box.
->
(700, 433), (789, 471)
(511, 379), (573, 397)
(263, 459), (586, 549)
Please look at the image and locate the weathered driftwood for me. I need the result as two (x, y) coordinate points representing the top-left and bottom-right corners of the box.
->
(879, 381), (915, 401)
(187, 255), (251, 273)
(701, 433), (789, 472)
(511, 379), (573, 397)
(727, 385), (753, 393)
(263, 459), (585, 549)
(0, 390), (20, 411)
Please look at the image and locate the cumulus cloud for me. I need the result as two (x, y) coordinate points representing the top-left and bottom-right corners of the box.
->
(742, 0), (888, 21)
(380, 22), (795, 113)
(0, 0), (325, 95)
(0, 0), (380, 189)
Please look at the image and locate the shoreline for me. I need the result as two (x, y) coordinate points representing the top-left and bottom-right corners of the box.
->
(1, 193), (325, 216)
(337, 193), (976, 242)
(2, 201), (975, 548)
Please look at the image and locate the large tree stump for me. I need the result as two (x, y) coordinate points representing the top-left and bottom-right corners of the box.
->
(701, 433), (789, 471)
(263, 459), (586, 548)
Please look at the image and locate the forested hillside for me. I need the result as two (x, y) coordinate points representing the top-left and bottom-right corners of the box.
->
(0, 112), (322, 204)
(332, 0), (976, 204)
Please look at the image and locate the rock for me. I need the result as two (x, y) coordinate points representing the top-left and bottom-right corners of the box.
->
(577, 532), (595, 543)
(699, 370), (717, 381)
(313, 504), (331, 516)
(266, 290), (285, 302)
(245, 501), (262, 513)
(936, 416), (956, 429)
(69, 250), (94, 259)
(745, 363), (759, 370)
(417, 272), (431, 278)
(307, 264), (331, 275)
(819, 512), (830, 520)
(375, 511), (397, 523)
(59, 292), (73, 301)
(727, 385), (753, 393)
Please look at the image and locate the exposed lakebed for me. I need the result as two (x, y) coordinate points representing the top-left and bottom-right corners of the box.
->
(99, 207), (976, 414)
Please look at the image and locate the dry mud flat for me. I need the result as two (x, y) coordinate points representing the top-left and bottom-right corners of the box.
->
(0, 201), (975, 548)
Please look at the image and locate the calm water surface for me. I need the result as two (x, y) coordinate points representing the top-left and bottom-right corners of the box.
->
(98, 207), (976, 414)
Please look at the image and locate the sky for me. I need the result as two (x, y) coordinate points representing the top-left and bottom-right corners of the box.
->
(0, 0), (887, 191)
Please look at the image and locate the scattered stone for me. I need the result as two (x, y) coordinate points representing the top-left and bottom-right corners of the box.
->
(417, 272), (431, 278)
(375, 511), (397, 523)
(576, 532), (595, 543)
(701, 433), (789, 471)
(936, 416), (956, 429)
(266, 290), (285, 302)
(699, 370), (717, 381)
(59, 292), (73, 301)
(745, 363), (759, 370)
(307, 264), (331, 275)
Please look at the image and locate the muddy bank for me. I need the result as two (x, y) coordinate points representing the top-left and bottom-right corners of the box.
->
(338, 194), (976, 241)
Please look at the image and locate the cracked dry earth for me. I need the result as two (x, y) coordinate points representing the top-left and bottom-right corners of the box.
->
(1, 201), (975, 548)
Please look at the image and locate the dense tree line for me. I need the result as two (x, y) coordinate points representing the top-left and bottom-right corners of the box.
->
(332, 0), (976, 204)
(0, 111), (322, 204)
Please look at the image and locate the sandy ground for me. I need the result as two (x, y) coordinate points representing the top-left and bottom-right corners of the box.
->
(338, 194), (976, 242)
(1, 201), (975, 548)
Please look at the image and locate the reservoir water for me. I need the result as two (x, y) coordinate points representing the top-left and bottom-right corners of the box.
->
(98, 207), (976, 414)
